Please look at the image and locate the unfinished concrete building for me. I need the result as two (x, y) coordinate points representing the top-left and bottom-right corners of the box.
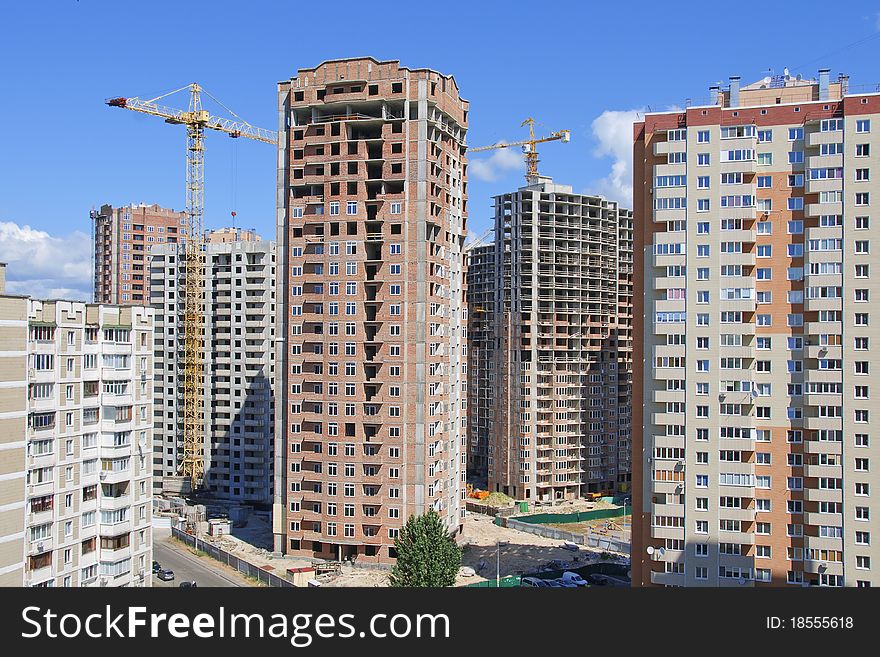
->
(149, 236), (276, 504)
(92, 204), (186, 305)
(466, 178), (633, 502)
(275, 57), (468, 563)
(464, 242), (495, 486)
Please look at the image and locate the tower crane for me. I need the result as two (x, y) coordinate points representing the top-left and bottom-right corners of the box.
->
(467, 117), (570, 183)
(106, 83), (276, 492)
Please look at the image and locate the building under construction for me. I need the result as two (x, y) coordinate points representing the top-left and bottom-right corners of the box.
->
(466, 176), (633, 502)
(150, 233), (276, 504)
(274, 57), (468, 563)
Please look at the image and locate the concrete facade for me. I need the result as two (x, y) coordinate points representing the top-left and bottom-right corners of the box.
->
(634, 70), (880, 587)
(275, 58), (468, 563)
(466, 179), (633, 501)
(149, 240), (276, 505)
(0, 290), (154, 587)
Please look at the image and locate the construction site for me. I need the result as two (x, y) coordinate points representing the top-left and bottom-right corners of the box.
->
(100, 58), (635, 586)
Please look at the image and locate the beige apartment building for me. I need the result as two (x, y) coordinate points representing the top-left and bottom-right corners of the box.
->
(466, 178), (633, 501)
(92, 203), (186, 305)
(150, 237), (276, 504)
(0, 266), (154, 587)
(0, 263), (27, 585)
(634, 69), (879, 587)
(275, 58), (468, 563)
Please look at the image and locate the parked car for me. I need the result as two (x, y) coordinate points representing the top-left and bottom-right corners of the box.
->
(561, 571), (589, 587)
(157, 569), (175, 581)
(552, 578), (579, 588)
(152, 561), (161, 574)
(561, 541), (579, 551)
(521, 577), (550, 588)
(543, 579), (566, 588)
(586, 573), (609, 586)
(179, 581), (197, 588)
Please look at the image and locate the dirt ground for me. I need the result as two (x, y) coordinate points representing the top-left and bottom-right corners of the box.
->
(177, 509), (625, 587)
(546, 515), (632, 537)
(455, 513), (613, 584)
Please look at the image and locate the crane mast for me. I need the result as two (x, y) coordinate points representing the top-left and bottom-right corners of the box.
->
(182, 84), (206, 489)
(107, 83), (276, 492)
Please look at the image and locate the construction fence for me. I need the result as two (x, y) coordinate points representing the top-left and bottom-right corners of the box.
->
(171, 526), (295, 587)
(498, 517), (630, 555)
(465, 575), (522, 588)
(513, 506), (629, 525)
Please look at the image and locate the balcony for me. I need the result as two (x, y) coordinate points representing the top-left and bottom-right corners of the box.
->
(807, 131), (842, 149)
(807, 153), (843, 170)
(27, 480), (55, 498)
(28, 536), (53, 556)
(803, 415), (842, 431)
(652, 141), (678, 156)
(804, 177), (842, 194)
(719, 159), (757, 174)
(803, 439), (842, 455)
(99, 468), (131, 485)
(806, 201), (843, 217)
(100, 519), (133, 536)
(99, 494), (131, 511)
(803, 559), (843, 576)
(649, 570), (686, 586)
(100, 544), (131, 561)
(803, 487), (842, 503)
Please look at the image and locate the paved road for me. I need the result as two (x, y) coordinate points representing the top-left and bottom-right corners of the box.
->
(152, 536), (250, 588)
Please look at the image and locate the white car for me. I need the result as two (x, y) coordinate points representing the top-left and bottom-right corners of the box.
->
(561, 571), (589, 587)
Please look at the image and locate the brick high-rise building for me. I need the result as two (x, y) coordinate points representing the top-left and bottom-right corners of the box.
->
(466, 178), (633, 502)
(92, 203), (186, 305)
(274, 58), (468, 563)
(633, 69), (879, 587)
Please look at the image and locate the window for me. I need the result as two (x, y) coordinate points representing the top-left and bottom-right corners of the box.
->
(346, 201), (358, 215)
(856, 119), (871, 133)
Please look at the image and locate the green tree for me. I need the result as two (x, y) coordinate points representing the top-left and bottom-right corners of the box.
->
(389, 509), (462, 587)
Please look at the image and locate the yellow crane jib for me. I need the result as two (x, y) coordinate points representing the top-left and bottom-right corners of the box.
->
(467, 117), (570, 183)
(106, 83), (276, 492)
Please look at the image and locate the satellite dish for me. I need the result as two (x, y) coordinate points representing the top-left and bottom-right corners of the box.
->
(646, 546), (655, 555)
(738, 576), (746, 585)
(657, 547), (666, 558)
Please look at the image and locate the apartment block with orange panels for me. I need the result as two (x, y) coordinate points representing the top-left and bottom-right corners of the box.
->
(274, 58), (468, 563)
(633, 69), (879, 587)
(92, 203), (186, 305)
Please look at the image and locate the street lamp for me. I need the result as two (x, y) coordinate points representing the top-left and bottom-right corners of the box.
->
(496, 541), (508, 587)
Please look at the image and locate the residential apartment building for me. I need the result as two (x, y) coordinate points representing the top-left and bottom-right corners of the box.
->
(92, 203), (186, 305)
(207, 227), (261, 244)
(0, 262), (27, 585)
(275, 58), (468, 563)
(633, 69), (879, 587)
(466, 178), (633, 502)
(150, 237), (276, 504)
(0, 274), (154, 587)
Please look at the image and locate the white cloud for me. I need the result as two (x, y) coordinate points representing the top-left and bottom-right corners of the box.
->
(589, 109), (644, 207)
(469, 144), (525, 181)
(0, 221), (92, 301)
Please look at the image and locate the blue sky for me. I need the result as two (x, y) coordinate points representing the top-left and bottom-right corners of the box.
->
(1, 0), (879, 299)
